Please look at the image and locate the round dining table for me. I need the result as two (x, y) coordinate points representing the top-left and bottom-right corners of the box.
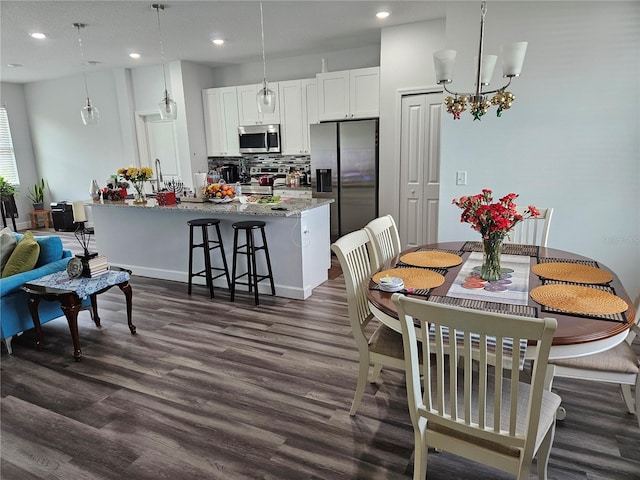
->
(367, 241), (636, 361)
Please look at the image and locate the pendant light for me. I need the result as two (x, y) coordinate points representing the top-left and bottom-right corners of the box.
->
(256, 1), (276, 114)
(73, 23), (99, 125)
(153, 4), (177, 120)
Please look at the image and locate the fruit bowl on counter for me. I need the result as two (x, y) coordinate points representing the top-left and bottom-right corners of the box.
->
(203, 182), (236, 202)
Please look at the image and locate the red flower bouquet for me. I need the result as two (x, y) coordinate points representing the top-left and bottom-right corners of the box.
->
(452, 189), (539, 280)
(453, 189), (539, 240)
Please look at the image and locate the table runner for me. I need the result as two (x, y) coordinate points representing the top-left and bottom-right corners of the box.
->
(26, 270), (130, 299)
(447, 252), (530, 305)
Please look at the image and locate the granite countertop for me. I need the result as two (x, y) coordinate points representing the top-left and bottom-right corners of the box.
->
(88, 196), (332, 217)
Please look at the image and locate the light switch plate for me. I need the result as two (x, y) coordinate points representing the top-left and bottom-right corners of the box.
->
(456, 171), (467, 186)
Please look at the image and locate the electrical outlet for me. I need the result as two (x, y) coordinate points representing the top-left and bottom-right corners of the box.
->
(456, 171), (467, 186)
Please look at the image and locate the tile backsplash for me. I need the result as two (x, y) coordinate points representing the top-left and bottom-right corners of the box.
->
(208, 154), (310, 173)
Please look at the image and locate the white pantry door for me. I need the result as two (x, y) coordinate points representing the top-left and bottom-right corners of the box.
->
(136, 112), (180, 191)
(399, 93), (442, 248)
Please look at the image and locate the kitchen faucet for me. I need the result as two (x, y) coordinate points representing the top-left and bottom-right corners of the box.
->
(155, 158), (163, 193)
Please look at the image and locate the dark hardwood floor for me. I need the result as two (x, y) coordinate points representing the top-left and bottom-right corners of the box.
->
(2, 228), (639, 479)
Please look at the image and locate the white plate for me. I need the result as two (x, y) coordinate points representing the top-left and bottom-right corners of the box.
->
(210, 197), (234, 203)
(379, 283), (405, 292)
(379, 276), (404, 287)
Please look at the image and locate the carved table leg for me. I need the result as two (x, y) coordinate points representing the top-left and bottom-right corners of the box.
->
(90, 293), (101, 327)
(118, 281), (136, 334)
(59, 294), (83, 361)
(27, 295), (44, 350)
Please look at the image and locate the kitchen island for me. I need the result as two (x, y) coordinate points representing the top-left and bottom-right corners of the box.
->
(89, 197), (332, 299)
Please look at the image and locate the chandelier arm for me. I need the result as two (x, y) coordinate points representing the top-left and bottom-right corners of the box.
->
(475, 1), (487, 101)
(441, 84), (460, 96)
(442, 76), (512, 98)
(478, 78), (513, 97)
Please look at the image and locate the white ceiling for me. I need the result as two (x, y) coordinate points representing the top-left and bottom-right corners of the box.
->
(0, 1), (448, 84)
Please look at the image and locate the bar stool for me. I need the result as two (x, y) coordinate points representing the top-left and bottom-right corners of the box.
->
(187, 218), (230, 298)
(230, 220), (275, 305)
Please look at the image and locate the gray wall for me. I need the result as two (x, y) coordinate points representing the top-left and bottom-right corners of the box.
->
(377, 2), (639, 296)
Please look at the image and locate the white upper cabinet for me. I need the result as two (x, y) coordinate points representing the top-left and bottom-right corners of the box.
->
(279, 78), (318, 155)
(237, 83), (280, 125)
(317, 67), (379, 121)
(203, 86), (240, 157)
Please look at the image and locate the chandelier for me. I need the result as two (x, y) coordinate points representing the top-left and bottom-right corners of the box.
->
(433, 1), (527, 120)
(73, 23), (99, 125)
(153, 4), (177, 120)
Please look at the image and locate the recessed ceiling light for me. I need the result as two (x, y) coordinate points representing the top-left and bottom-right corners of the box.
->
(7, 63), (23, 68)
(376, 11), (390, 19)
(29, 32), (47, 39)
(212, 39), (224, 46)
(129, 53), (141, 59)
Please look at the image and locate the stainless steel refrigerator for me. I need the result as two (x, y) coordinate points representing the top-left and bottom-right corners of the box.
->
(310, 119), (378, 242)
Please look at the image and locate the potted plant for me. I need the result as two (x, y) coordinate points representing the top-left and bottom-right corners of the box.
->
(27, 178), (46, 210)
(0, 176), (16, 199)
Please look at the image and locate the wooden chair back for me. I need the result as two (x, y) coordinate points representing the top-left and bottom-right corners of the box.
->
(364, 214), (402, 271)
(507, 207), (553, 247)
(392, 294), (560, 479)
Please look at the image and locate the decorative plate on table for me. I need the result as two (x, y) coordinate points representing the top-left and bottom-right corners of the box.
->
(210, 197), (234, 203)
(66, 257), (84, 278)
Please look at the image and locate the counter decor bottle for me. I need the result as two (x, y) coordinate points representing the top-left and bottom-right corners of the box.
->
(90, 179), (101, 201)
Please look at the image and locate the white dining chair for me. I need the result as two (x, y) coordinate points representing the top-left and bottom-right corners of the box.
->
(331, 229), (406, 416)
(549, 292), (640, 426)
(364, 214), (402, 272)
(507, 207), (553, 247)
(393, 294), (561, 480)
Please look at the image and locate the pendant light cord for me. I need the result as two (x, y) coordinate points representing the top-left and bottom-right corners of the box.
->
(260, 1), (267, 86)
(155, 5), (169, 95)
(74, 24), (91, 103)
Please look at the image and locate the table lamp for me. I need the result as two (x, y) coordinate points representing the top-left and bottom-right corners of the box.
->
(72, 201), (97, 260)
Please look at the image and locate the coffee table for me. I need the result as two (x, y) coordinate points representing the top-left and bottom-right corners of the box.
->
(21, 267), (135, 361)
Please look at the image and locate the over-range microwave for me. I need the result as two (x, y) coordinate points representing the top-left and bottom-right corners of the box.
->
(238, 124), (281, 154)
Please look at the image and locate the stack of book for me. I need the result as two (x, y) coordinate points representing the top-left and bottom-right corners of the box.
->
(84, 255), (110, 277)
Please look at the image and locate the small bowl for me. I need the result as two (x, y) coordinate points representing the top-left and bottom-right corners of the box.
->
(379, 276), (404, 287)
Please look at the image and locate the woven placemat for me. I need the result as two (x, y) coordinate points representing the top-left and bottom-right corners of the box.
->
(400, 251), (463, 269)
(538, 257), (599, 268)
(531, 262), (613, 284)
(530, 284), (628, 316)
(372, 268), (445, 290)
(462, 241), (539, 257)
(394, 263), (448, 275)
(427, 295), (537, 318)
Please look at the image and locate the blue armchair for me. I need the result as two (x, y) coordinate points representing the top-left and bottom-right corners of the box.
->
(0, 233), (90, 354)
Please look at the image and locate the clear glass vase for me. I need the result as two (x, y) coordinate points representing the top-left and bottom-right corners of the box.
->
(133, 182), (147, 204)
(481, 236), (503, 281)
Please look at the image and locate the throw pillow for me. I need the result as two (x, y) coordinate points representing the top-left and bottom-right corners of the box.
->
(35, 235), (64, 267)
(0, 226), (17, 273)
(2, 230), (40, 278)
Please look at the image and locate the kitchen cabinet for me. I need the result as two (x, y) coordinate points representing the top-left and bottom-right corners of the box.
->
(237, 83), (280, 125)
(203, 87), (240, 157)
(274, 189), (312, 200)
(317, 67), (380, 121)
(278, 78), (318, 155)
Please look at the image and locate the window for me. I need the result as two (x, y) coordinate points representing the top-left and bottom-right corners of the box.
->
(0, 106), (20, 185)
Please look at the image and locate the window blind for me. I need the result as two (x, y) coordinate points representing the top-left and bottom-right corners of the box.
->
(0, 107), (19, 185)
